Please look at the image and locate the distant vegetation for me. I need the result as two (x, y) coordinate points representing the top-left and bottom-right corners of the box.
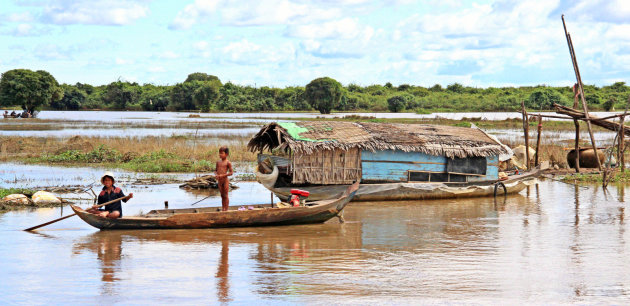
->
(1, 69), (629, 114)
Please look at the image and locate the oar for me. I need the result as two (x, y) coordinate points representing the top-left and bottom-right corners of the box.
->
(24, 195), (130, 231)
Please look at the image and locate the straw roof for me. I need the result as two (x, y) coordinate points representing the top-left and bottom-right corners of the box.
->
(248, 121), (509, 158)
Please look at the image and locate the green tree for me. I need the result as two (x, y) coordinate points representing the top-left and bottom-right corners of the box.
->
(585, 93), (602, 106)
(603, 97), (617, 111)
(446, 83), (464, 94)
(102, 81), (140, 109)
(429, 84), (443, 92)
(169, 82), (197, 111)
(52, 84), (86, 110)
(185, 72), (221, 84)
(140, 85), (171, 111)
(305, 77), (343, 114)
(0, 69), (63, 113)
(192, 80), (222, 111)
(387, 94), (413, 112)
(525, 88), (568, 109)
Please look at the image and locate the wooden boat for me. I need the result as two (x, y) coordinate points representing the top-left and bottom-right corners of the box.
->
(71, 181), (359, 230)
(267, 166), (544, 202)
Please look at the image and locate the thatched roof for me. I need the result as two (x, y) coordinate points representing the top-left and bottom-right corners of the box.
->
(248, 121), (509, 158)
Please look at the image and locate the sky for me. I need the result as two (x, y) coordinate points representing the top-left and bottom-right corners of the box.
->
(1, 0), (629, 88)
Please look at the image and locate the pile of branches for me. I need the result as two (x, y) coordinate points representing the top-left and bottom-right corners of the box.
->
(179, 175), (238, 190)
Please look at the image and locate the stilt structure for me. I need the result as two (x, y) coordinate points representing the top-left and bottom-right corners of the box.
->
(562, 14), (601, 170)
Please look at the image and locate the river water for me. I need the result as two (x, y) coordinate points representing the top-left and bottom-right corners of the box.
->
(1, 163), (630, 304)
(2, 111), (630, 304)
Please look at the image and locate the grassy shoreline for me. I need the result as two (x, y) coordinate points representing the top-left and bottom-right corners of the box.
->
(1, 135), (257, 173)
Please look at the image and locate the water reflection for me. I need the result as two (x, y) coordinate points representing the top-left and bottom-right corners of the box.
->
(216, 240), (230, 303)
(72, 232), (123, 296)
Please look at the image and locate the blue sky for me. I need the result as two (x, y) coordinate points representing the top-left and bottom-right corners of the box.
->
(1, 0), (629, 88)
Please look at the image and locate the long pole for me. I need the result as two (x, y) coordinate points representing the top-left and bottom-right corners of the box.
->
(521, 100), (530, 170)
(562, 15), (601, 170)
(573, 85), (580, 173)
(621, 96), (630, 171)
(535, 115), (542, 166)
(617, 116), (626, 171)
(24, 195), (130, 231)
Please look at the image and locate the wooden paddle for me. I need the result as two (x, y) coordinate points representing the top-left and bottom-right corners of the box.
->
(24, 195), (131, 231)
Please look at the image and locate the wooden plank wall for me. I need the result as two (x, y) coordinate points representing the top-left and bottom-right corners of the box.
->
(361, 150), (499, 182)
(292, 148), (362, 184)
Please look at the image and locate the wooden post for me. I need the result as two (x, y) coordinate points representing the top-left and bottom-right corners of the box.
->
(164, 201), (168, 208)
(622, 117), (627, 172)
(573, 84), (580, 173)
(535, 115), (542, 166)
(574, 120), (581, 172)
(270, 191), (274, 208)
(521, 100), (530, 170)
(562, 15), (601, 170)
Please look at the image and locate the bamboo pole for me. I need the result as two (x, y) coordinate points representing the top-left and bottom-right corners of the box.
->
(621, 96), (630, 171)
(535, 115), (542, 166)
(562, 15), (601, 170)
(619, 115), (624, 169)
(521, 100), (530, 170)
(573, 85), (580, 173)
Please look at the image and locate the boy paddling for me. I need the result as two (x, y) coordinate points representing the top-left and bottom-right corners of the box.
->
(216, 146), (233, 211)
(88, 171), (133, 219)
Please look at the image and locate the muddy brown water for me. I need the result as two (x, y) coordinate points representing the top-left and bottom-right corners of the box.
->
(2, 163), (630, 303)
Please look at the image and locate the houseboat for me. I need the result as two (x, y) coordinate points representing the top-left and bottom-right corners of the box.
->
(248, 121), (539, 201)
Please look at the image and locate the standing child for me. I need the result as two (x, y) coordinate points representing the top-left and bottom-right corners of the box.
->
(216, 146), (233, 211)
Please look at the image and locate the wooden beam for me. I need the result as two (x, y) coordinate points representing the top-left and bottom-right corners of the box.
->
(572, 84), (580, 173)
(521, 100), (530, 170)
(535, 115), (542, 166)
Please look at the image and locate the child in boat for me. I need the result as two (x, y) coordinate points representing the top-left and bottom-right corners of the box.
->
(88, 171), (133, 219)
(216, 146), (233, 211)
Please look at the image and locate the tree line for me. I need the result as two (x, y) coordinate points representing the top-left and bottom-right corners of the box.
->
(1, 69), (629, 114)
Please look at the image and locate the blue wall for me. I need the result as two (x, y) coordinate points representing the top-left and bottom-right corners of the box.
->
(361, 150), (499, 182)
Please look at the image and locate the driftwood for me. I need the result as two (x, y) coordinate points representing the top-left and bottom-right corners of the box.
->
(179, 175), (238, 190)
(555, 104), (630, 136)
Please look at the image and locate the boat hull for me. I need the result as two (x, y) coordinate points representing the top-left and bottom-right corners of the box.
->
(268, 169), (542, 202)
(72, 182), (359, 230)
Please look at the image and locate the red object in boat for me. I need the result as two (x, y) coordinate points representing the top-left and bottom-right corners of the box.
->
(290, 189), (310, 197)
(289, 189), (310, 207)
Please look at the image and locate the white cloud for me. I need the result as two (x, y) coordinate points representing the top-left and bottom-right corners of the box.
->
(220, 39), (295, 65)
(12, 24), (34, 36)
(287, 18), (374, 41)
(170, 0), (221, 30)
(300, 39), (366, 59)
(8, 12), (35, 22)
(148, 66), (166, 72)
(158, 51), (180, 59)
(564, 0), (630, 24)
(115, 58), (134, 65)
(169, 0), (342, 29)
(33, 43), (70, 60)
(221, 0), (316, 26)
(42, 0), (149, 25)
(193, 41), (209, 50)
(192, 41), (212, 58)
